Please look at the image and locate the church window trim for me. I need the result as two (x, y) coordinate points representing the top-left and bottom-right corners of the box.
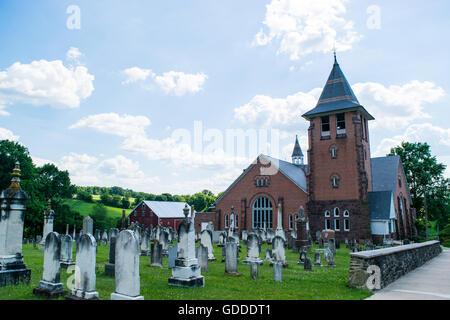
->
(224, 214), (229, 229)
(324, 210), (331, 217)
(336, 113), (346, 135)
(325, 218), (331, 230)
(334, 219), (340, 231)
(289, 214), (293, 230)
(252, 196), (273, 229)
(344, 219), (350, 231)
(321, 116), (331, 137)
(331, 174), (340, 188)
(334, 207), (340, 217)
(343, 210), (349, 217)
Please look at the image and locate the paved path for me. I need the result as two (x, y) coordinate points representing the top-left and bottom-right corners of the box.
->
(366, 248), (450, 300)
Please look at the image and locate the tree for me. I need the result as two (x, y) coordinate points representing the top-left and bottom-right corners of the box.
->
(389, 142), (449, 233)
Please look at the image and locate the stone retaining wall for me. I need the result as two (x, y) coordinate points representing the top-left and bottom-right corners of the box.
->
(347, 241), (441, 290)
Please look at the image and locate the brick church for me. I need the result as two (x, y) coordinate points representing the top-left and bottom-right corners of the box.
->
(202, 54), (417, 244)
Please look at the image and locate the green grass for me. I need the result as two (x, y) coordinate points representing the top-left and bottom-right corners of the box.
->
(63, 199), (132, 219)
(0, 242), (372, 300)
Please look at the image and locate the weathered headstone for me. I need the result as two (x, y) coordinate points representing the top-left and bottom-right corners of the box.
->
(0, 163), (31, 287)
(325, 249), (335, 268)
(111, 230), (144, 300)
(266, 229), (275, 244)
(304, 257), (313, 272)
(105, 228), (120, 276)
(101, 230), (108, 246)
(140, 229), (151, 256)
(272, 236), (288, 267)
(169, 205), (204, 287)
(160, 230), (169, 257)
(224, 240), (240, 276)
(82, 216), (93, 235)
(200, 229), (216, 261)
(150, 242), (163, 268)
(314, 251), (322, 267)
(66, 234), (99, 300)
(264, 248), (273, 262)
(243, 233), (263, 265)
(241, 230), (248, 243)
(218, 232), (226, 247)
(33, 232), (66, 298)
(273, 261), (283, 282)
(39, 200), (55, 250)
(60, 234), (75, 269)
(297, 250), (307, 266)
(196, 244), (209, 272)
(168, 244), (178, 269)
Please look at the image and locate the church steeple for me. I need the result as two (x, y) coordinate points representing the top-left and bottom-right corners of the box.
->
(292, 135), (304, 165)
(302, 53), (374, 121)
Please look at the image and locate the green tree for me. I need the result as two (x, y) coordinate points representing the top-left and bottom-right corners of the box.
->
(389, 142), (449, 234)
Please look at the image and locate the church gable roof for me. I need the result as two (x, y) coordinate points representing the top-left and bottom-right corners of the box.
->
(214, 154), (307, 205)
(368, 191), (394, 220)
(302, 56), (374, 120)
(371, 156), (401, 192)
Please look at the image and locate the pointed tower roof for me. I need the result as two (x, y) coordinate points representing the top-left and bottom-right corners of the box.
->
(292, 135), (303, 158)
(302, 54), (374, 120)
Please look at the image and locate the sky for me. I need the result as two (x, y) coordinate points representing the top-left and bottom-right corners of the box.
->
(0, 0), (449, 195)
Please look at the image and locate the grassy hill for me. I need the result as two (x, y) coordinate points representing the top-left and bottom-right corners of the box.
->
(63, 199), (133, 219)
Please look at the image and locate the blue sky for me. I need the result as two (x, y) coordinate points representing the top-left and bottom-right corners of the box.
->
(0, 0), (449, 195)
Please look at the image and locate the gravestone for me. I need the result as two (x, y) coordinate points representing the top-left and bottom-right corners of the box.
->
(160, 230), (169, 257)
(66, 234), (99, 300)
(60, 234), (75, 269)
(200, 229), (216, 261)
(250, 262), (259, 280)
(33, 232), (66, 298)
(111, 230), (144, 300)
(242, 233), (263, 265)
(335, 238), (341, 250)
(318, 238), (324, 248)
(168, 244), (178, 269)
(95, 230), (101, 245)
(325, 249), (335, 268)
(105, 228), (120, 276)
(304, 257), (313, 272)
(82, 216), (93, 235)
(224, 240), (240, 276)
(101, 230), (108, 246)
(0, 163), (31, 287)
(39, 200), (55, 250)
(264, 248), (273, 263)
(273, 261), (283, 282)
(314, 252), (322, 267)
(150, 242), (163, 268)
(272, 236), (288, 267)
(266, 229), (275, 244)
(241, 230), (248, 243)
(218, 232), (226, 247)
(196, 244), (209, 272)
(328, 238), (336, 255)
(297, 250), (307, 266)
(221, 244), (226, 262)
(140, 229), (151, 256)
(169, 205), (204, 287)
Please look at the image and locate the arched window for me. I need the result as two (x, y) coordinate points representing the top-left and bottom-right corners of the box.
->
(252, 196), (273, 229)
(324, 210), (331, 217)
(289, 214), (293, 229)
(334, 207), (340, 217)
(324, 211), (331, 230)
(343, 210), (349, 217)
(332, 176), (339, 188)
(224, 214), (229, 229)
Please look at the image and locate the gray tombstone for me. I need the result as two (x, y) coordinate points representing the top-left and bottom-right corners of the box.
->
(60, 234), (75, 269)
(224, 240), (240, 276)
(197, 244), (209, 272)
(298, 250), (307, 266)
(264, 248), (273, 263)
(82, 216), (93, 235)
(314, 252), (322, 267)
(101, 230), (108, 246)
(168, 244), (178, 269)
(105, 228), (119, 276)
(33, 232), (65, 298)
(273, 261), (283, 282)
(328, 238), (336, 255)
(111, 230), (143, 300)
(241, 230), (248, 243)
(266, 229), (275, 244)
(325, 249), (335, 268)
(200, 230), (216, 261)
(304, 257), (313, 272)
(160, 231), (169, 257)
(218, 232), (226, 247)
(243, 233), (263, 265)
(272, 236), (287, 267)
(150, 242), (163, 268)
(140, 230), (151, 256)
(66, 233), (99, 300)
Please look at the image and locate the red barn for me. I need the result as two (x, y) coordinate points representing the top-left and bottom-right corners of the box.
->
(128, 201), (188, 231)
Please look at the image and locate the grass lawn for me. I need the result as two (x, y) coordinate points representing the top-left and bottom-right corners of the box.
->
(63, 199), (132, 219)
(0, 242), (372, 300)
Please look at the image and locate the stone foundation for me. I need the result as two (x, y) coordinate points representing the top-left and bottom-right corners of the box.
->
(348, 240), (441, 290)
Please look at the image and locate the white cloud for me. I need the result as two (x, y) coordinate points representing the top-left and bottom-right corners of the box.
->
(121, 67), (208, 96)
(154, 71), (208, 96)
(122, 67), (154, 84)
(0, 127), (19, 141)
(69, 113), (151, 138)
(0, 58), (94, 110)
(354, 81), (445, 130)
(32, 156), (56, 167)
(234, 88), (321, 128)
(374, 123), (450, 157)
(0, 105), (9, 116)
(253, 0), (362, 60)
